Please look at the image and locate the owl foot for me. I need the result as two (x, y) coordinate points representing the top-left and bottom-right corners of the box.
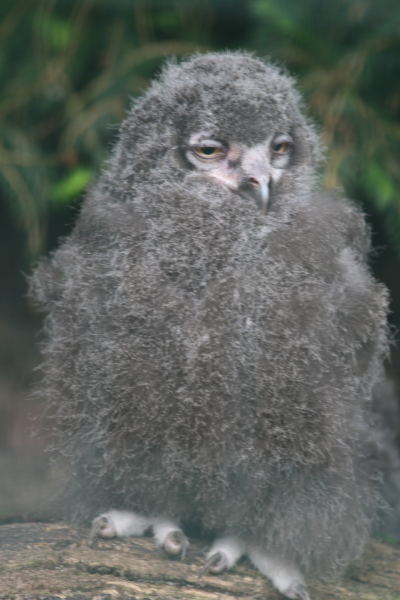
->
(162, 529), (189, 558)
(249, 548), (310, 600)
(200, 551), (229, 575)
(90, 510), (151, 542)
(89, 515), (116, 544)
(152, 518), (189, 559)
(89, 511), (189, 558)
(200, 536), (244, 576)
(284, 582), (311, 600)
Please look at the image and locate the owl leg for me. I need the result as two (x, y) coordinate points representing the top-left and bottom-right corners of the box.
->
(200, 536), (245, 574)
(90, 509), (152, 542)
(248, 548), (310, 600)
(152, 518), (190, 558)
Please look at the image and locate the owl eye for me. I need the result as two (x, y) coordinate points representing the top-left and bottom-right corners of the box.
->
(273, 142), (289, 154)
(271, 135), (292, 155)
(191, 143), (226, 160)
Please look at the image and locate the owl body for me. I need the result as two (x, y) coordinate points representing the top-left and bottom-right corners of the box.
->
(32, 53), (389, 590)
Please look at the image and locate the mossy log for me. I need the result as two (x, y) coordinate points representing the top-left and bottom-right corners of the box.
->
(2, 522), (400, 600)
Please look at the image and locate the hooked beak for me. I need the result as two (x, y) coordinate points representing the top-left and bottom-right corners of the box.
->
(238, 176), (270, 214)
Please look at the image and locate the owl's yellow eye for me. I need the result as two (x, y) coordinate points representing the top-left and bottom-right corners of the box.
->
(271, 134), (293, 156)
(272, 141), (289, 154)
(192, 144), (225, 159)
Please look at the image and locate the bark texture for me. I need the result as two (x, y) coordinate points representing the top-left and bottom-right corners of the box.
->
(2, 522), (400, 600)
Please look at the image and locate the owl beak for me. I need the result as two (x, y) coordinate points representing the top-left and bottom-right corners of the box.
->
(238, 176), (270, 214)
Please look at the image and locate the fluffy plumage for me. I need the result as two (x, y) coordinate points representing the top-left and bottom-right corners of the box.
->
(31, 52), (389, 592)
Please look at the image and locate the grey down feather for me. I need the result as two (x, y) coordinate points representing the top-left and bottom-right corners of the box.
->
(31, 52), (390, 577)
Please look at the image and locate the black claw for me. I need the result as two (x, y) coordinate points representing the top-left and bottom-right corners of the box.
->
(198, 551), (227, 577)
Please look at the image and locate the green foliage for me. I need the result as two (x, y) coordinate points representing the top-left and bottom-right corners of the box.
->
(50, 167), (93, 205)
(35, 12), (72, 50)
(0, 0), (399, 257)
(0, 0), (206, 256)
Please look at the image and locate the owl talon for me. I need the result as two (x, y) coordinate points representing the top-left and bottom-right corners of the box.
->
(89, 515), (116, 544)
(163, 530), (189, 558)
(200, 551), (228, 575)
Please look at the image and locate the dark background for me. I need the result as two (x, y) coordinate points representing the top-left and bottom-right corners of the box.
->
(1, 0), (399, 522)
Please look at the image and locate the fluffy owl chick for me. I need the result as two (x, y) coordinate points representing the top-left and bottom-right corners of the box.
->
(30, 52), (389, 599)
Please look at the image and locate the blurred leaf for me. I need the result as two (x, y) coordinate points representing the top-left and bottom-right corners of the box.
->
(365, 163), (397, 210)
(51, 167), (92, 205)
(0, 122), (49, 255)
(153, 9), (179, 29)
(34, 13), (72, 50)
(252, 1), (299, 36)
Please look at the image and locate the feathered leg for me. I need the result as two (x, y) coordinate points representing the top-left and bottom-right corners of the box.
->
(90, 509), (152, 541)
(248, 547), (310, 600)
